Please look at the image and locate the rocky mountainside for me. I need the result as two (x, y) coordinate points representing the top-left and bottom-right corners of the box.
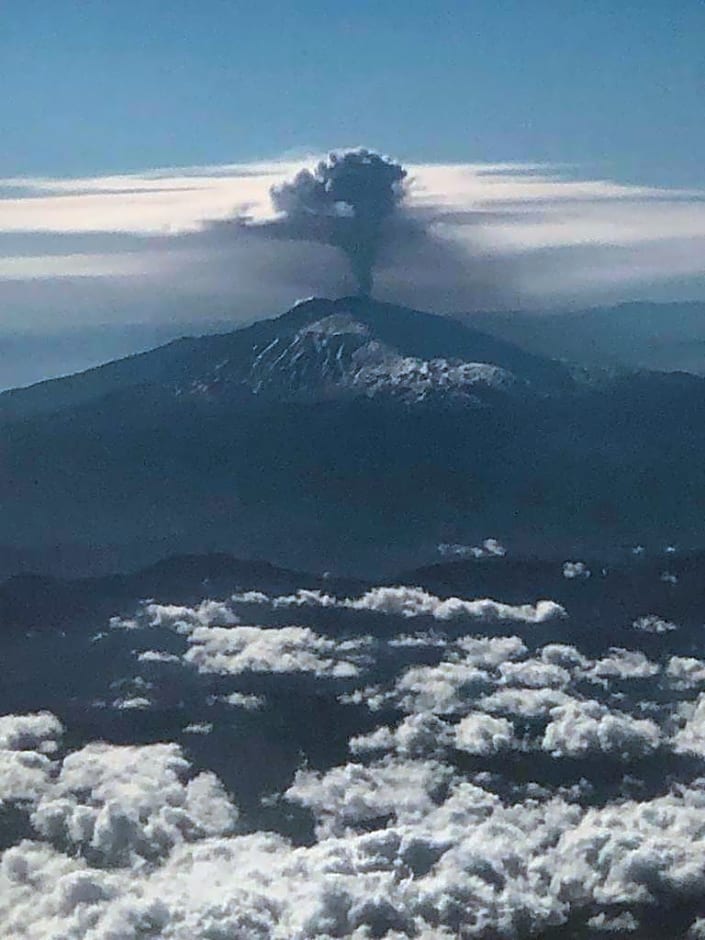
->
(185, 309), (519, 406)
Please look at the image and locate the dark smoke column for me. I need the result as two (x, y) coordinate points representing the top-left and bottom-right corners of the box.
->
(271, 149), (407, 296)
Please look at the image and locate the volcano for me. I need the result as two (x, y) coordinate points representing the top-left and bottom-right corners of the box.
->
(1, 296), (704, 578)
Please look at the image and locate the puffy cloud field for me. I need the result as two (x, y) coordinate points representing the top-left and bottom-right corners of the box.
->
(3, 564), (705, 937)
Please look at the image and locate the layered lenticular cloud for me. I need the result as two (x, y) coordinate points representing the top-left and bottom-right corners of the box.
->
(1, 154), (704, 329)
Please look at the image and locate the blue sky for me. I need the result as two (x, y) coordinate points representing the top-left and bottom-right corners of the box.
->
(3, 0), (704, 185)
(0, 0), (704, 357)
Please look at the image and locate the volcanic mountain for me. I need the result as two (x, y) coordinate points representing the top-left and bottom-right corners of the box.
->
(1, 296), (704, 578)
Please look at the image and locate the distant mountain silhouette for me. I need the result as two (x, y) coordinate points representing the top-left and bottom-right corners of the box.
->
(2, 545), (703, 661)
(2, 296), (705, 578)
(471, 301), (705, 375)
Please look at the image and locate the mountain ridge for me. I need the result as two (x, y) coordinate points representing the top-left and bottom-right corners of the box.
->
(0, 296), (571, 423)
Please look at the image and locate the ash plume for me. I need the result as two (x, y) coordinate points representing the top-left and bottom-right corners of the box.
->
(197, 148), (509, 309)
(269, 149), (407, 296)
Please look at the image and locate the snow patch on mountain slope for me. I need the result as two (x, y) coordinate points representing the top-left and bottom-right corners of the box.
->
(184, 312), (519, 404)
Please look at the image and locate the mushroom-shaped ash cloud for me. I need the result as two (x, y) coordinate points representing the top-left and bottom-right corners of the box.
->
(270, 149), (407, 296)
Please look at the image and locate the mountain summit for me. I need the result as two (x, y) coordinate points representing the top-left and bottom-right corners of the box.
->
(1, 297), (705, 578)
